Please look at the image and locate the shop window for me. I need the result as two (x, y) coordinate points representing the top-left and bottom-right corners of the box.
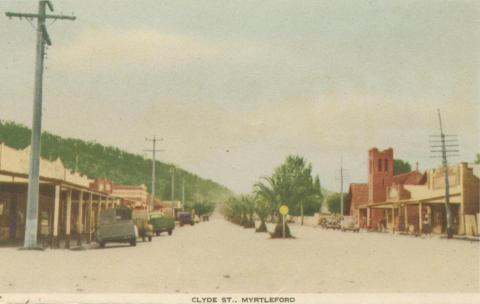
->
(378, 159), (382, 171)
(384, 159), (389, 172)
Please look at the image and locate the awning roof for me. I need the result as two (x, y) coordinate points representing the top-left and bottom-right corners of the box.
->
(0, 169), (120, 199)
(358, 192), (461, 209)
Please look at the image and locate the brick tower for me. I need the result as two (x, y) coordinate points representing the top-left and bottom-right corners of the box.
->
(368, 147), (394, 203)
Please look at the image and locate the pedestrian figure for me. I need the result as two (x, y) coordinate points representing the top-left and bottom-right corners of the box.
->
(399, 217), (405, 232)
(423, 213), (431, 236)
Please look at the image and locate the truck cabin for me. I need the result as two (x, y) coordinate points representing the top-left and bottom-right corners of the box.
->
(100, 207), (132, 224)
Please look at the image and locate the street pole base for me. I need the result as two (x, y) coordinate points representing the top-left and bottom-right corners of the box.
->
(447, 228), (454, 239)
(52, 236), (59, 248)
(18, 246), (45, 251)
(65, 235), (71, 249)
(77, 234), (83, 246)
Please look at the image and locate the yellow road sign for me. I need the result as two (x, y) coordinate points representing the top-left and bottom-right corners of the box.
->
(279, 205), (289, 215)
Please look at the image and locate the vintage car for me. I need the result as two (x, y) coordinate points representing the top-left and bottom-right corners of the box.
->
(177, 211), (194, 227)
(132, 209), (154, 242)
(95, 207), (138, 248)
(149, 212), (175, 236)
(323, 215), (342, 230)
(340, 216), (360, 232)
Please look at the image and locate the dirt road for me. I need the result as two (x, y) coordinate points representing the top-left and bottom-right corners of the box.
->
(0, 218), (478, 293)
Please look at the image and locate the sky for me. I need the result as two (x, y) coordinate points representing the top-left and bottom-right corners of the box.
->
(0, 0), (478, 194)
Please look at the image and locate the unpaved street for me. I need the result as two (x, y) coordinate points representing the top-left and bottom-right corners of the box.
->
(0, 218), (478, 293)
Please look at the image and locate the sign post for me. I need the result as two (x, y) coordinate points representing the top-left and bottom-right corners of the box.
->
(279, 205), (289, 239)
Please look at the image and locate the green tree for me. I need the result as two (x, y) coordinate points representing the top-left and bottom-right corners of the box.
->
(189, 200), (215, 219)
(394, 159), (412, 175)
(224, 196), (243, 225)
(254, 196), (272, 233)
(254, 176), (279, 222)
(240, 194), (256, 228)
(0, 120), (234, 205)
(475, 154), (480, 164)
(254, 155), (323, 237)
(272, 156), (323, 222)
(325, 192), (347, 214)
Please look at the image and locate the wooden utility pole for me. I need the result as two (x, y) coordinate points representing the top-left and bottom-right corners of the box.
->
(6, 1), (75, 249)
(340, 157), (344, 215)
(170, 165), (176, 201)
(182, 178), (185, 211)
(336, 155), (348, 216)
(144, 136), (163, 210)
(169, 165), (176, 219)
(430, 109), (459, 239)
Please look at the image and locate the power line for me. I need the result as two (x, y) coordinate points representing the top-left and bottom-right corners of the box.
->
(6, 0), (75, 249)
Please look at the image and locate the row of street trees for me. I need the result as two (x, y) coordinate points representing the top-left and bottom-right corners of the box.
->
(224, 155), (323, 238)
(224, 195), (256, 228)
(185, 200), (216, 220)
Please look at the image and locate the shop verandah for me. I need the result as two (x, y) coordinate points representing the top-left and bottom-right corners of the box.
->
(359, 193), (463, 235)
(0, 170), (120, 248)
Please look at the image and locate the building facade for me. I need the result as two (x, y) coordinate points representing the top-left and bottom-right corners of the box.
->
(111, 184), (150, 209)
(0, 143), (120, 247)
(154, 200), (183, 218)
(347, 147), (479, 235)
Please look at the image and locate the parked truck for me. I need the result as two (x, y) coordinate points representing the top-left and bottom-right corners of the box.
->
(149, 212), (175, 236)
(132, 209), (154, 242)
(95, 207), (138, 248)
(177, 211), (194, 227)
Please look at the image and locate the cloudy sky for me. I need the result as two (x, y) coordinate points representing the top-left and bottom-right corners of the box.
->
(0, 0), (478, 193)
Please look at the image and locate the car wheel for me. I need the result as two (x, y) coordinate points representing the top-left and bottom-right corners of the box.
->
(168, 229), (172, 236)
(130, 238), (136, 246)
(100, 241), (105, 248)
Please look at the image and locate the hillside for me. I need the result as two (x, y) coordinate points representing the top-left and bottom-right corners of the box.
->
(0, 120), (234, 204)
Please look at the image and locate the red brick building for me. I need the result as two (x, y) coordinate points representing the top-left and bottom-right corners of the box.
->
(345, 183), (369, 226)
(347, 147), (480, 235)
(346, 147), (426, 230)
(368, 148), (394, 204)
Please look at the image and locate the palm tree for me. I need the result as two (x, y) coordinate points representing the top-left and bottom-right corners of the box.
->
(240, 195), (255, 228)
(255, 176), (279, 223)
(253, 155), (323, 237)
(224, 197), (242, 225)
(254, 196), (271, 232)
(255, 175), (293, 238)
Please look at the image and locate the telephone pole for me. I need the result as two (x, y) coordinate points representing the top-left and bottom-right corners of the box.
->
(340, 157), (344, 215)
(430, 110), (459, 239)
(182, 178), (185, 211)
(170, 165), (176, 201)
(144, 136), (164, 210)
(336, 156), (348, 216)
(6, 1), (75, 249)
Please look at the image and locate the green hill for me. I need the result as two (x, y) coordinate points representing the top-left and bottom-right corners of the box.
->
(0, 120), (234, 204)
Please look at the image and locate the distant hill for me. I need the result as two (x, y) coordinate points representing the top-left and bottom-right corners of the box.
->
(0, 120), (234, 204)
